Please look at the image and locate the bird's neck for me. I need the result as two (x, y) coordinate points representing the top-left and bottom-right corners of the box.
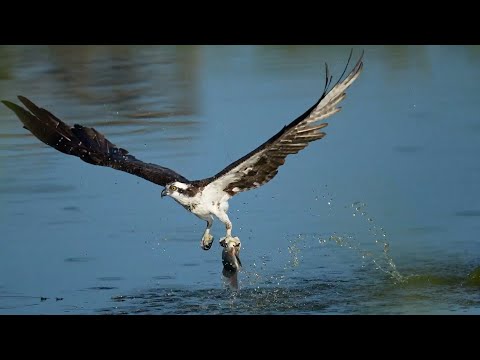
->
(173, 195), (198, 208)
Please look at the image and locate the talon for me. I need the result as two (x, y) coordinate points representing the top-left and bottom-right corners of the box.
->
(220, 236), (241, 249)
(202, 242), (213, 251)
(201, 233), (214, 251)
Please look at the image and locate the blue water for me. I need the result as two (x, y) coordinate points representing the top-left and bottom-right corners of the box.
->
(0, 45), (479, 314)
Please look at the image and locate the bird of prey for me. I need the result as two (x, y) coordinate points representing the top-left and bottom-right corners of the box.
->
(2, 51), (364, 253)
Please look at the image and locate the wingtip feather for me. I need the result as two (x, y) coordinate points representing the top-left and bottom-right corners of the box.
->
(2, 99), (20, 111)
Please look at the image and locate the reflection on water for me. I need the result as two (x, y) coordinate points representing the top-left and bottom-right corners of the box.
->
(455, 210), (480, 217)
(1, 45), (480, 314)
(64, 257), (96, 263)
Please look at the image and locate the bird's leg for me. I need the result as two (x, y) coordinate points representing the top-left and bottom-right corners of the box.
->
(201, 216), (214, 251)
(216, 211), (241, 249)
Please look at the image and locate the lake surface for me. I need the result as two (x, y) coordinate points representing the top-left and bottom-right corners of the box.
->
(0, 45), (479, 314)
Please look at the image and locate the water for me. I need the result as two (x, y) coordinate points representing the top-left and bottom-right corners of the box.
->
(0, 45), (479, 314)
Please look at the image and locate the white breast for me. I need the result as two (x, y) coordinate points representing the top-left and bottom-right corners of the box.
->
(173, 184), (231, 220)
(195, 184), (231, 218)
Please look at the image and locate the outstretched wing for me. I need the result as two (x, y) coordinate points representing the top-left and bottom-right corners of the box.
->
(1, 96), (189, 186)
(197, 51), (364, 196)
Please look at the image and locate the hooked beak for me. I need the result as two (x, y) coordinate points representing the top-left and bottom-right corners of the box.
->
(161, 188), (167, 198)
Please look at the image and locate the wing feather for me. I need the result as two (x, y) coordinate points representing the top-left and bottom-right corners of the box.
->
(1, 96), (188, 187)
(196, 50), (364, 196)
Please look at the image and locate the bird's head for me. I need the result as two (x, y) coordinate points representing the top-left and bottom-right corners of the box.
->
(161, 182), (194, 203)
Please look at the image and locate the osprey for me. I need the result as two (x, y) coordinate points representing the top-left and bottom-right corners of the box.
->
(2, 52), (363, 253)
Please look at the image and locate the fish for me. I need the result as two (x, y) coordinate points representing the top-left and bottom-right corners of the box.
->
(221, 236), (242, 289)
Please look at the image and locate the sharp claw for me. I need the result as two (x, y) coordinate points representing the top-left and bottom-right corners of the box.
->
(220, 236), (241, 248)
(201, 234), (214, 251)
(202, 242), (212, 251)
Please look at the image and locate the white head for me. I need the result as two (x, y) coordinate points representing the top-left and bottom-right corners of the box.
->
(161, 181), (195, 204)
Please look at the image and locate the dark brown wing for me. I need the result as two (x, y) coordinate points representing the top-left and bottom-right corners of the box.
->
(1, 96), (189, 186)
(196, 51), (364, 196)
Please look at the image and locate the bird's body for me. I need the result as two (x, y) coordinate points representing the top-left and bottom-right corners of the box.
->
(2, 51), (364, 252)
(168, 181), (231, 220)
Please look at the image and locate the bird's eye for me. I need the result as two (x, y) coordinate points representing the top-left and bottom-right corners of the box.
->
(170, 185), (177, 191)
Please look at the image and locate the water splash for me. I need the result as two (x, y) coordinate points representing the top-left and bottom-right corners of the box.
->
(289, 188), (405, 283)
(225, 187), (404, 293)
(351, 201), (403, 281)
(241, 254), (278, 289)
(287, 234), (303, 268)
(315, 200), (404, 282)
